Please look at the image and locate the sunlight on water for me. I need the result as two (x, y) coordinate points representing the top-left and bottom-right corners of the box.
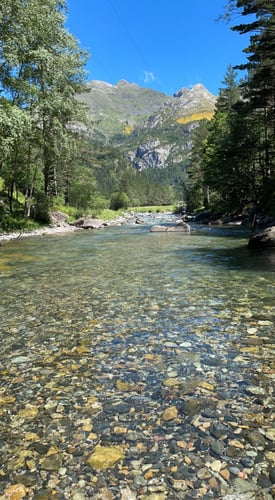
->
(0, 219), (274, 497)
(0, 222), (274, 352)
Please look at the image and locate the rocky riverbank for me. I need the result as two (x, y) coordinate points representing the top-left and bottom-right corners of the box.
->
(0, 211), (140, 245)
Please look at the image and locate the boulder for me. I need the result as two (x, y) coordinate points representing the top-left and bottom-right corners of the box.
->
(70, 217), (105, 229)
(50, 211), (68, 227)
(248, 225), (275, 249)
(150, 222), (190, 233)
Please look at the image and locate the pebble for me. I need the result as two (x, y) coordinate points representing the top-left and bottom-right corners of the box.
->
(0, 223), (274, 500)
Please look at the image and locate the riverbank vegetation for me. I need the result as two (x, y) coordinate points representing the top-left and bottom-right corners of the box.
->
(0, 0), (274, 233)
(185, 1), (275, 216)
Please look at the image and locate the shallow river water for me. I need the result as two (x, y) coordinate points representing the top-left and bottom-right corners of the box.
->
(0, 216), (274, 499)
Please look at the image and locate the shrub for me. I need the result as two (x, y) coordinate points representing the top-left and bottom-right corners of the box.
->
(32, 192), (51, 224)
(110, 192), (130, 211)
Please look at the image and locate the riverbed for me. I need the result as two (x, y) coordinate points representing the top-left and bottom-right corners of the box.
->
(0, 216), (274, 499)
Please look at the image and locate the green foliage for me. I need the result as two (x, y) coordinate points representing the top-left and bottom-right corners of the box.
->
(0, 216), (26, 232)
(189, 42), (275, 214)
(0, 0), (88, 213)
(110, 192), (130, 211)
(66, 165), (96, 211)
(130, 205), (176, 213)
(0, 215), (42, 233)
(32, 191), (51, 224)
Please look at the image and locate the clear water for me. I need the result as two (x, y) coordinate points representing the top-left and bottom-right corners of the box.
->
(0, 219), (274, 375)
(0, 221), (274, 500)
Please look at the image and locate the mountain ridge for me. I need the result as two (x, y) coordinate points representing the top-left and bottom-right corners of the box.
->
(78, 79), (217, 171)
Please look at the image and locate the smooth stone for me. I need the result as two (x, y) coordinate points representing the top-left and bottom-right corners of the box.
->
(32, 490), (53, 500)
(210, 439), (224, 457)
(210, 423), (228, 439)
(231, 478), (258, 494)
(126, 431), (144, 441)
(11, 356), (30, 364)
(246, 430), (265, 447)
(163, 341), (178, 348)
(86, 446), (124, 470)
(229, 466), (240, 475)
(226, 446), (241, 458)
(40, 455), (62, 471)
(71, 493), (87, 500)
(269, 467), (275, 483)
(1, 484), (26, 499)
(13, 474), (37, 487)
(161, 406), (178, 421)
(266, 428), (275, 441)
(103, 403), (131, 414)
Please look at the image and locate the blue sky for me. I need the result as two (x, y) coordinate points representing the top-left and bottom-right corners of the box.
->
(66, 0), (250, 97)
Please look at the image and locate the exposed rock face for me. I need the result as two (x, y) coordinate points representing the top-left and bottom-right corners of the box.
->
(248, 226), (275, 248)
(78, 80), (216, 172)
(129, 140), (172, 170)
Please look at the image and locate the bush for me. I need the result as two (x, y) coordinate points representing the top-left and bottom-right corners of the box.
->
(0, 216), (26, 232)
(32, 192), (51, 224)
(110, 192), (130, 210)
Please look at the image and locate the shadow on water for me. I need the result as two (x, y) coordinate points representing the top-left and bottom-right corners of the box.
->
(188, 244), (275, 272)
(192, 223), (250, 239)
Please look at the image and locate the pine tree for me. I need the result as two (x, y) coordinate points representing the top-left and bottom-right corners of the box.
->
(232, 0), (275, 204)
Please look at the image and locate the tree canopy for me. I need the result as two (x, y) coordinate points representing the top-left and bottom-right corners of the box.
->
(186, 0), (275, 215)
(0, 0), (88, 216)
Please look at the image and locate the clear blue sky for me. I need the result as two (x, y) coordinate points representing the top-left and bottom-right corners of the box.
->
(66, 0), (249, 97)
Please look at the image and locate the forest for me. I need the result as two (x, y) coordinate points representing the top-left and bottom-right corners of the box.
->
(0, 0), (274, 231)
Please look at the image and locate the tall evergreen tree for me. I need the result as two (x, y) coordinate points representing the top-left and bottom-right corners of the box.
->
(231, 0), (275, 207)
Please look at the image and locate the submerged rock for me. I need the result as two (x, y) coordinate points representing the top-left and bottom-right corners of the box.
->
(86, 446), (125, 470)
(150, 222), (190, 232)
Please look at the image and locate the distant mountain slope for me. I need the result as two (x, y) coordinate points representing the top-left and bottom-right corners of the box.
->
(79, 79), (169, 140)
(78, 79), (216, 170)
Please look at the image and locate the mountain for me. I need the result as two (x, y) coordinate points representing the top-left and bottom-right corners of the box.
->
(78, 80), (217, 170)
(78, 79), (169, 140)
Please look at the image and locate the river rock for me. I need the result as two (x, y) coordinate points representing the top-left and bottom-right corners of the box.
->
(266, 428), (275, 441)
(1, 484), (27, 499)
(248, 225), (275, 248)
(161, 406), (178, 421)
(246, 430), (266, 447)
(86, 446), (125, 469)
(71, 217), (105, 229)
(150, 222), (190, 232)
(40, 454), (63, 471)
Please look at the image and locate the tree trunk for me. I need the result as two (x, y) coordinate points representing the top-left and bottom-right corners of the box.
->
(8, 180), (14, 213)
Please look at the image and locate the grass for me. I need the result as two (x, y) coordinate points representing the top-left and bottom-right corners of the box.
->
(128, 205), (176, 213)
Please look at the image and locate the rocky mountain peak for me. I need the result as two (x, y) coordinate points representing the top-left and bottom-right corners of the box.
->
(78, 79), (216, 172)
(173, 83), (216, 102)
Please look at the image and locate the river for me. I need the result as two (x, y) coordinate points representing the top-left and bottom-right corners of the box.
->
(0, 215), (274, 499)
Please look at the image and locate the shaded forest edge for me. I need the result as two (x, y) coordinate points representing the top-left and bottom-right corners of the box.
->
(0, 1), (275, 235)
